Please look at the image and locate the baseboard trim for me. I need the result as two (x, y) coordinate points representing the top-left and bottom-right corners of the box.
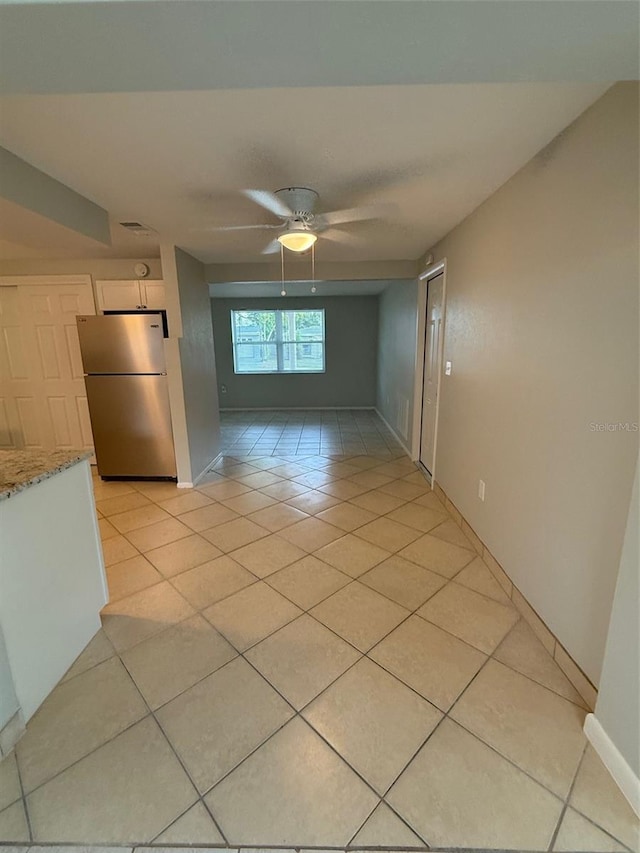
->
(433, 479), (598, 711)
(374, 408), (412, 457)
(219, 406), (377, 412)
(584, 713), (640, 816)
(190, 453), (224, 488)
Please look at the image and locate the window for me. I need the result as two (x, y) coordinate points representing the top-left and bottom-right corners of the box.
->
(231, 309), (325, 374)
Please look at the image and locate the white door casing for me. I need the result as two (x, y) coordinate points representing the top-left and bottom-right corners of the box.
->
(419, 272), (444, 475)
(0, 277), (96, 450)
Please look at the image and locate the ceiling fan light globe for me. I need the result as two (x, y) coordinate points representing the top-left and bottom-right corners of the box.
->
(277, 231), (317, 253)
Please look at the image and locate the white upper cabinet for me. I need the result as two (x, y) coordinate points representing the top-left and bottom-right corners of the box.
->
(95, 280), (166, 312)
(95, 280), (139, 310)
(140, 280), (166, 310)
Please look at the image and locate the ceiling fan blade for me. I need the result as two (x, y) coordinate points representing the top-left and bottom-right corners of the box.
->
(195, 223), (281, 232)
(320, 228), (361, 245)
(261, 238), (282, 255)
(242, 189), (293, 219)
(318, 202), (396, 228)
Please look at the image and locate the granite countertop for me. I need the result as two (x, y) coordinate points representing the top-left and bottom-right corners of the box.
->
(0, 449), (93, 500)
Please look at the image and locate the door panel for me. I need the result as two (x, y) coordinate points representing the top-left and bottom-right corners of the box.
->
(15, 397), (43, 447)
(59, 293), (84, 314)
(0, 398), (13, 448)
(140, 281), (166, 310)
(36, 325), (62, 379)
(65, 325), (85, 379)
(48, 396), (73, 446)
(0, 288), (36, 449)
(419, 273), (444, 474)
(0, 282), (96, 450)
(95, 280), (141, 311)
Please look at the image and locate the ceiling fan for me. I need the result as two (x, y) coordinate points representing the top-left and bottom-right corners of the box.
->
(201, 187), (394, 254)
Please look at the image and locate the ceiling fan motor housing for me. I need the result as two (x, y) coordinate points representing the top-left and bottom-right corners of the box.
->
(275, 187), (319, 222)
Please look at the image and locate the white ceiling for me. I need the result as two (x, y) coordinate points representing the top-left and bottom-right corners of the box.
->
(0, 83), (610, 264)
(0, 0), (635, 269)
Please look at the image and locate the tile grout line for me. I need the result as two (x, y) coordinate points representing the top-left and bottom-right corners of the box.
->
(427, 619), (592, 813)
(362, 600), (594, 824)
(194, 649), (392, 846)
(19, 704), (157, 810)
(100, 473), (586, 714)
(19, 432), (613, 848)
(184, 511), (582, 718)
(545, 741), (587, 853)
(99, 455), (587, 720)
(12, 743), (34, 843)
(198, 480), (590, 708)
(114, 654), (231, 846)
(548, 743), (635, 853)
(27, 598), (591, 849)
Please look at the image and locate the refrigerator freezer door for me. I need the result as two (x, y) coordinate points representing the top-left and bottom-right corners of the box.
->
(77, 313), (166, 374)
(84, 375), (176, 477)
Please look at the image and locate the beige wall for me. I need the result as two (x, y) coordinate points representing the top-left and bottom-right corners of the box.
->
(426, 83), (639, 684)
(174, 248), (221, 482)
(0, 258), (162, 280)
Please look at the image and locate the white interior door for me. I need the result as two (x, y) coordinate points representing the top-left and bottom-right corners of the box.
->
(0, 287), (30, 448)
(0, 281), (96, 450)
(419, 272), (444, 474)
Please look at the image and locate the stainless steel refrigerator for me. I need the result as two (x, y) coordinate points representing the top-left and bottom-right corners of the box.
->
(77, 313), (177, 478)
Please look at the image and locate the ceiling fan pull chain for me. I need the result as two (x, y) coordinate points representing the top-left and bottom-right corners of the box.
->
(280, 242), (287, 296)
(311, 242), (317, 293)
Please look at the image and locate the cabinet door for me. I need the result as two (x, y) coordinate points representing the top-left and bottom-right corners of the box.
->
(140, 280), (166, 310)
(95, 280), (141, 311)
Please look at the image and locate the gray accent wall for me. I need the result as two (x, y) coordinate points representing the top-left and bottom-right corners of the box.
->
(0, 623), (18, 732)
(594, 454), (639, 777)
(211, 296), (378, 409)
(175, 248), (221, 479)
(376, 280), (419, 448)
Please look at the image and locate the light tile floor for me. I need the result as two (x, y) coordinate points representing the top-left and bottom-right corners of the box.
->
(1, 414), (638, 851)
(219, 408), (401, 457)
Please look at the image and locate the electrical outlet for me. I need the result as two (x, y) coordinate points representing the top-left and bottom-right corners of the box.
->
(221, 384), (227, 394)
(478, 480), (486, 501)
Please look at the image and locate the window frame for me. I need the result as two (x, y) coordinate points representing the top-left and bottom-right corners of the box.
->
(230, 308), (326, 375)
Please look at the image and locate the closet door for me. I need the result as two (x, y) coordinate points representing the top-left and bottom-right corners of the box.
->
(0, 280), (96, 450)
(419, 272), (444, 474)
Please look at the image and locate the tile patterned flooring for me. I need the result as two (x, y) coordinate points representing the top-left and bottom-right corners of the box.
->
(1, 412), (638, 851)
(219, 408), (401, 457)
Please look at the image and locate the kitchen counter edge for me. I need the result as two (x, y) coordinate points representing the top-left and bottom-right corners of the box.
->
(0, 449), (94, 501)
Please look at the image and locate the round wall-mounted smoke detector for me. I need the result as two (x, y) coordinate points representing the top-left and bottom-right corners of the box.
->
(134, 262), (150, 278)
